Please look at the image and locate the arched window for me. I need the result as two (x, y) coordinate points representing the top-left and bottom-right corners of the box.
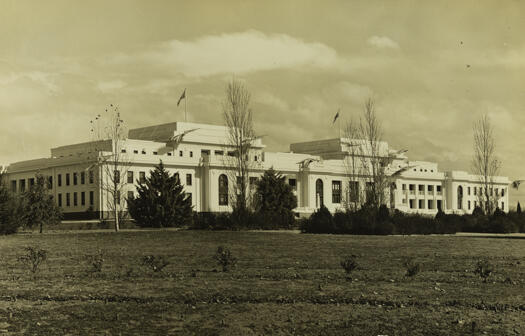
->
(219, 174), (228, 206)
(457, 185), (463, 210)
(315, 179), (324, 208)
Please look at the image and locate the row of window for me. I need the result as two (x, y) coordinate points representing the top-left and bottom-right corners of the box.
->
(403, 184), (443, 193)
(461, 186), (506, 197)
(122, 148), (194, 158)
(405, 199), (443, 210)
(57, 171), (95, 187)
(57, 191), (95, 207)
(113, 171), (193, 186)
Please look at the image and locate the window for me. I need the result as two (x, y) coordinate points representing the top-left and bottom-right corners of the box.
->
(11, 180), (16, 192)
(73, 192), (78, 206)
(502, 202), (505, 211)
(316, 179), (324, 207)
(402, 184), (406, 190)
(58, 194), (62, 207)
(133, 150), (139, 154)
(58, 174), (62, 187)
(418, 199), (424, 209)
(474, 187), (477, 196)
(409, 199), (415, 209)
(428, 185), (433, 192)
(437, 185), (442, 193)
(153, 151), (158, 155)
(428, 200), (433, 209)
(121, 149), (126, 153)
(29, 178), (35, 188)
(409, 184), (415, 191)
(349, 181), (359, 202)
(214, 150), (224, 155)
(139, 172), (146, 183)
(81, 172), (85, 185)
(186, 174), (192, 186)
(219, 174), (228, 206)
(20, 179), (25, 192)
(89, 191), (94, 206)
(141, 150), (146, 154)
(289, 178), (297, 190)
(495, 188), (499, 196)
(66, 173), (70, 186)
(468, 187), (471, 196)
(47, 176), (53, 189)
(437, 200), (442, 211)
(73, 172), (78, 185)
(127, 171), (134, 184)
(249, 176), (257, 189)
(81, 192), (85, 206)
(332, 180), (341, 204)
(179, 150), (183, 157)
(190, 151), (193, 158)
(114, 170), (120, 183)
(127, 191), (134, 200)
(175, 173), (180, 184)
(187, 193), (192, 204)
(457, 186), (463, 210)
(66, 193), (70, 207)
(418, 185), (424, 193)
(167, 152), (172, 156)
(502, 188), (505, 197)
(468, 200), (471, 210)
(201, 149), (210, 155)
(89, 170), (94, 184)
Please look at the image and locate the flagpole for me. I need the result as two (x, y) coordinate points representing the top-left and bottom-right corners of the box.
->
(184, 93), (187, 122)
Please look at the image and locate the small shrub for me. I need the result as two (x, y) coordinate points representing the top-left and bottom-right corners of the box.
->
(213, 246), (237, 272)
(404, 258), (421, 277)
(18, 246), (48, 273)
(340, 255), (358, 280)
(141, 255), (169, 273)
(474, 259), (493, 280)
(87, 250), (105, 273)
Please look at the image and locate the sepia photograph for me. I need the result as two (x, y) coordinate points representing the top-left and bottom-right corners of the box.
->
(0, 0), (524, 334)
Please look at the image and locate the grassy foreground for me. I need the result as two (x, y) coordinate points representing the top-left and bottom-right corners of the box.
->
(0, 230), (524, 335)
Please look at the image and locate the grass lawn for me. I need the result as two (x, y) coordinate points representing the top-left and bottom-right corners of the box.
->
(0, 230), (524, 335)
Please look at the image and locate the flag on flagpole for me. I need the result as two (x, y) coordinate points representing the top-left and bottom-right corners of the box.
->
(332, 109), (340, 124)
(177, 89), (186, 106)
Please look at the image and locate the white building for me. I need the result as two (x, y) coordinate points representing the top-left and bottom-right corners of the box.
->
(5, 121), (510, 220)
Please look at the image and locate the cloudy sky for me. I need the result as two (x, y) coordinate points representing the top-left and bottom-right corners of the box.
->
(1, 0), (524, 204)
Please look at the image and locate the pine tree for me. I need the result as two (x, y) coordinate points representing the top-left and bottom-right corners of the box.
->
(0, 180), (25, 235)
(127, 161), (193, 228)
(254, 168), (297, 229)
(517, 202), (522, 214)
(23, 173), (62, 233)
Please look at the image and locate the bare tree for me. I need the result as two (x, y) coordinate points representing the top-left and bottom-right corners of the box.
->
(222, 79), (255, 213)
(358, 98), (389, 209)
(472, 114), (500, 214)
(89, 104), (131, 232)
(342, 118), (364, 211)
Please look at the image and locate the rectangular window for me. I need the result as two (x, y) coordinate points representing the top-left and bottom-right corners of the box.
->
(179, 150), (183, 157)
(133, 150), (139, 154)
(190, 151), (193, 157)
(402, 184), (406, 190)
(436, 185), (442, 192)
(427, 200), (433, 209)
(409, 199), (415, 209)
(58, 193), (62, 207)
(139, 172), (146, 183)
(418, 199), (424, 209)
(153, 151), (158, 155)
(66, 173), (70, 186)
(467, 187), (470, 195)
(502, 188), (505, 197)
(89, 170), (94, 184)
(11, 180), (17, 192)
(186, 174), (192, 186)
(495, 188), (499, 196)
(121, 149), (126, 153)
(73, 192), (78, 206)
(468, 200), (471, 210)
(58, 174), (62, 187)
(141, 150), (146, 154)
(167, 152), (172, 156)
(127, 171), (134, 184)
(81, 192), (85, 206)
(288, 178), (297, 190)
(249, 176), (257, 189)
(474, 187), (477, 196)
(81, 172), (85, 184)
(502, 202), (505, 211)
(201, 149), (210, 155)
(428, 185), (433, 192)
(418, 185), (424, 191)
(214, 150), (224, 155)
(29, 178), (35, 188)
(73, 172), (78, 185)
(114, 170), (120, 183)
(66, 193), (70, 206)
(19, 179), (26, 192)
(89, 191), (94, 206)
(127, 191), (134, 200)
(437, 200), (442, 211)
(349, 181), (359, 202)
(332, 180), (341, 204)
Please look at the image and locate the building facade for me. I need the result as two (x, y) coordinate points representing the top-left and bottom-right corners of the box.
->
(5, 121), (510, 219)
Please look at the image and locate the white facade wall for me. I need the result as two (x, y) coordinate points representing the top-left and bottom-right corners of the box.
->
(5, 121), (511, 219)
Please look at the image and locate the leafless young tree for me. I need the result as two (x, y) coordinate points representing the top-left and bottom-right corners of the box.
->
(222, 79), (255, 213)
(89, 104), (131, 232)
(342, 118), (364, 211)
(472, 114), (500, 214)
(358, 98), (389, 209)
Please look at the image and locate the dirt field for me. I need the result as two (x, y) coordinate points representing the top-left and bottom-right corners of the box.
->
(0, 230), (524, 335)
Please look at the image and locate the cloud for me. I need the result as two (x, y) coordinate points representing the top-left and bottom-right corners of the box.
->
(97, 79), (127, 92)
(367, 35), (400, 49)
(113, 30), (338, 77)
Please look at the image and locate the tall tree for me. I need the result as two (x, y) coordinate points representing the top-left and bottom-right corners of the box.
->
(22, 173), (62, 233)
(0, 170), (25, 235)
(343, 117), (364, 211)
(222, 79), (255, 213)
(358, 98), (389, 209)
(127, 161), (193, 228)
(472, 115), (500, 214)
(254, 168), (297, 228)
(89, 104), (131, 232)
